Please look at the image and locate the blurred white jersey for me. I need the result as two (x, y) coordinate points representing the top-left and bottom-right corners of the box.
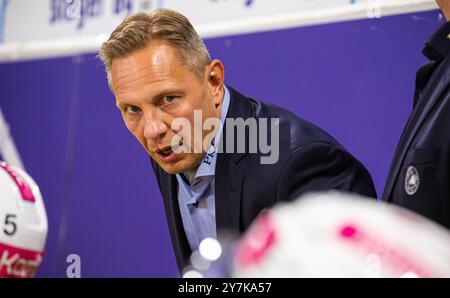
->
(233, 191), (450, 278)
(0, 162), (48, 278)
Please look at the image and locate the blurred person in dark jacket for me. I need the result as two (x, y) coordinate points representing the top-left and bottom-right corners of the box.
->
(383, 0), (450, 229)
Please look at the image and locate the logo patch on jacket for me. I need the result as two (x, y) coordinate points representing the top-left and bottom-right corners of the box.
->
(405, 166), (420, 195)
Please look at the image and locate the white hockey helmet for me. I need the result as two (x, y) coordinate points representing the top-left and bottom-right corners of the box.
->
(0, 161), (48, 278)
(232, 191), (450, 278)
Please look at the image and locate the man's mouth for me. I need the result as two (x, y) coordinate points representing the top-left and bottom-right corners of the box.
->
(158, 146), (174, 156)
(154, 142), (183, 163)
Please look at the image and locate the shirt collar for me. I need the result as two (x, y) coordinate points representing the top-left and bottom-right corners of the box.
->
(177, 85), (231, 184)
(422, 20), (450, 61)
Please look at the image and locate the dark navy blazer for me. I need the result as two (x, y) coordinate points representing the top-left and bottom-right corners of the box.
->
(151, 86), (377, 272)
(382, 22), (450, 230)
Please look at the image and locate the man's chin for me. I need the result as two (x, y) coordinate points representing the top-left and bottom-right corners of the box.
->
(158, 160), (192, 175)
(152, 152), (204, 175)
(162, 166), (183, 175)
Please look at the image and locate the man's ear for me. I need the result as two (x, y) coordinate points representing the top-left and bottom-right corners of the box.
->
(206, 59), (225, 107)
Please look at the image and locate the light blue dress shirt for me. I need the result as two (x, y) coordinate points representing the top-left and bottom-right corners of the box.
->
(175, 86), (230, 252)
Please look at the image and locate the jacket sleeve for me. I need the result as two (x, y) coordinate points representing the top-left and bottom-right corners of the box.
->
(276, 142), (377, 201)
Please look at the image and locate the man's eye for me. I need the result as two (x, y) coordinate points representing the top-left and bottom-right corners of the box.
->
(125, 106), (141, 114)
(162, 95), (177, 104)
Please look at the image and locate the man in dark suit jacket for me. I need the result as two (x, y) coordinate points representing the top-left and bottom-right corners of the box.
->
(152, 86), (377, 271)
(382, 1), (450, 230)
(100, 9), (376, 273)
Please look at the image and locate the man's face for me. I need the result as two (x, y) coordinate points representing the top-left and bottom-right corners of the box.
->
(111, 43), (224, 174)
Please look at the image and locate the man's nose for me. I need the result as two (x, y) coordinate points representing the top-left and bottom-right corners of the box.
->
(143, 111), (168, 141)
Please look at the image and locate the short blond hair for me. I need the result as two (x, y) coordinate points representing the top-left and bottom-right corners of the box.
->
(99, 9), (211, 89)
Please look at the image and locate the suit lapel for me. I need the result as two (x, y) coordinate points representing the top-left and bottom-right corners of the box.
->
(215, 154), (245, 236)
(214, 86), (253, 238)
(383, 55), (450, 201)
(161, 174), (191, 271)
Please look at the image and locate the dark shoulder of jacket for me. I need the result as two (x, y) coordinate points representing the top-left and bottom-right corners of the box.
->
(226, 85), (346, 154)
